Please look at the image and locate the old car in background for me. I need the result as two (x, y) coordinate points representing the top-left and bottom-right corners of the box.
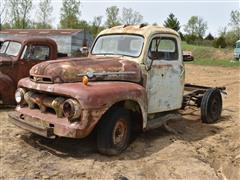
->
(0, 37), (68, 105)
(9, 25), (225, 155)
(183, 50), (194, 61)
(234, 40), (240, 60)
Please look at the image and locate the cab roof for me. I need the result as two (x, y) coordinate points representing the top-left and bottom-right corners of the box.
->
(3, 37), (57, 46)
(98, 24), (180, 38)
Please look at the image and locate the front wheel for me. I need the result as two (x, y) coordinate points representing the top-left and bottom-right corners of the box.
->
(201, 88), (222, 123)
(97, 108), (131, 155)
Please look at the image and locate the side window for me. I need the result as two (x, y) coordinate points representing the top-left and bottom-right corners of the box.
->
(148, 37), (178, 61)
(22, 45), (50, 61)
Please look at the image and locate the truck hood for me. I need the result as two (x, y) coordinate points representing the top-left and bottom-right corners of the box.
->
(30, 57), (142, 83)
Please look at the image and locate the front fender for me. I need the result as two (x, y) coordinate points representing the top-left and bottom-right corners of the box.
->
(0, 72), (16, 104)
(18, 78), (148, 128)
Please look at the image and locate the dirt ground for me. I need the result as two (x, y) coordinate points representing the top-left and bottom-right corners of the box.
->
(0, 64), (239, 180)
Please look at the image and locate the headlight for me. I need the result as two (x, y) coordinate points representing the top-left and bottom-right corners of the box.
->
(15, 88), (26, 104)
(63, 99), (81, 122)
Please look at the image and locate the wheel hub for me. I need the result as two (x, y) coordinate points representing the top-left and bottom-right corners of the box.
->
(113, 119), (127, 145)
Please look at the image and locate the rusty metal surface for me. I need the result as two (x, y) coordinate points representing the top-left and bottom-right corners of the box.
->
(30, 56), (142, 83)
(8, 111), (55, 138)
(0, 38), (58, 105)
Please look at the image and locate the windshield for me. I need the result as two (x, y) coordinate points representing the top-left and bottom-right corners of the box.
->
(0, 41), (9, 54)
(92, 34), (144, 57)
(0, 41), (21, 56)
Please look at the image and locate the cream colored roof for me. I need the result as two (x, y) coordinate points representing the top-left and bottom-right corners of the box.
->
(98, 24), (179, 38)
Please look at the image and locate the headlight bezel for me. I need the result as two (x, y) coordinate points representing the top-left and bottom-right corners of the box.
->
(15, 88), (26, 104)
(62, 99), (81, 122)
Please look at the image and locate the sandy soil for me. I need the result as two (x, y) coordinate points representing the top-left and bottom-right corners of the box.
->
(1, 64), (239, 180)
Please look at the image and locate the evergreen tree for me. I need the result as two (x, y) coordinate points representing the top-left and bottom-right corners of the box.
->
(164, 13), (180, 32)
(205, 33), (214, 40)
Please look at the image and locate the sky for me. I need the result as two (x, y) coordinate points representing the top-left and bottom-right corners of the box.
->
(9, 0), (240, 36)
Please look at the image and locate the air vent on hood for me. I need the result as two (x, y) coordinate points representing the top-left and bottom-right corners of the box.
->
(30, 75), (53, 84)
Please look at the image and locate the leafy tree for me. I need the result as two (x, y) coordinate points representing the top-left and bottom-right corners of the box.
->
(121, 8), (143, 25)
(229, 10), (240, 39)
(218, 26), (227, 37)
(184, 16), (208, 38)
(184, 34), (198, 44)
(8, 0), (33, 29)
(179, 31), (184, 40)
(36, 0), (53, 29)
(91, 16), (104, 37)
(213, 36), (227, 48)
(163, 13), (180, 32)
(105, 6), (120, 28)
(0, 0), (8, 30)
(205, 33), (214, 40)
(225, 30), (239, 47)
(78, 20), (90, 30)
(60, 0), (81, 29)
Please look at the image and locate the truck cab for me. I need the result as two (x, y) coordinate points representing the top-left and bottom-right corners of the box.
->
(0, 37), (59, 105)
(9, 25), (224, 155)
(234, 40), (240, 60)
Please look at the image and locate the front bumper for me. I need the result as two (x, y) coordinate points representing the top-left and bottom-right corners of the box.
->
(9, 111), (55, 138)
(8, 107), (89, 138)
(234, 53), (239, 59)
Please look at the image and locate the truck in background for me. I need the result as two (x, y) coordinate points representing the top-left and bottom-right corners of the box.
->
(234, 40), (240, 60)
(0, 37), (68, 105)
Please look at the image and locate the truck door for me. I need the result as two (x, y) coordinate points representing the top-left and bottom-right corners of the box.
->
(146, 35), (184, 114)
(17, 44), (51, 82)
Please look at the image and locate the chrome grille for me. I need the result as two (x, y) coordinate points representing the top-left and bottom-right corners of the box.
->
(24, 91), (65, 118)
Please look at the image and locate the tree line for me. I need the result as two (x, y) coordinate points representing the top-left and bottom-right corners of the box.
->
(0, 0), (239, 47)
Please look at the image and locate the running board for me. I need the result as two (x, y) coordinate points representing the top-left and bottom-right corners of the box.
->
(145, 112), (182, 131)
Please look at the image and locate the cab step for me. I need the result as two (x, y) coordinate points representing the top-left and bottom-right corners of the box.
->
(145, 112), (182, 131)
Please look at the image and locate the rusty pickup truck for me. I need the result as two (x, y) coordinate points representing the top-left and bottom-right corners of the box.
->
(9, 25), (225, 155)
(0, 37), (67, 105)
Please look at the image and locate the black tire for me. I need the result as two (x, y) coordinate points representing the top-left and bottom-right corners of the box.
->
(97, 108), (131, 155)
(201, 88), (222, 123)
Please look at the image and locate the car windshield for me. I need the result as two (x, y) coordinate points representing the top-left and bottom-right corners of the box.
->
(0, 41), (9, 54)
(0, 41), (21, 56)
(92, 34), (144, 57)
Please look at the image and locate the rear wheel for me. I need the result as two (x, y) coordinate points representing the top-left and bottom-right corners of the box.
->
(201, 88), (222, 123)
(97, 108), (131, 155)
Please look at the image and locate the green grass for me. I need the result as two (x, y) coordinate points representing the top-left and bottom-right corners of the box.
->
(182, 42), (240, 68)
